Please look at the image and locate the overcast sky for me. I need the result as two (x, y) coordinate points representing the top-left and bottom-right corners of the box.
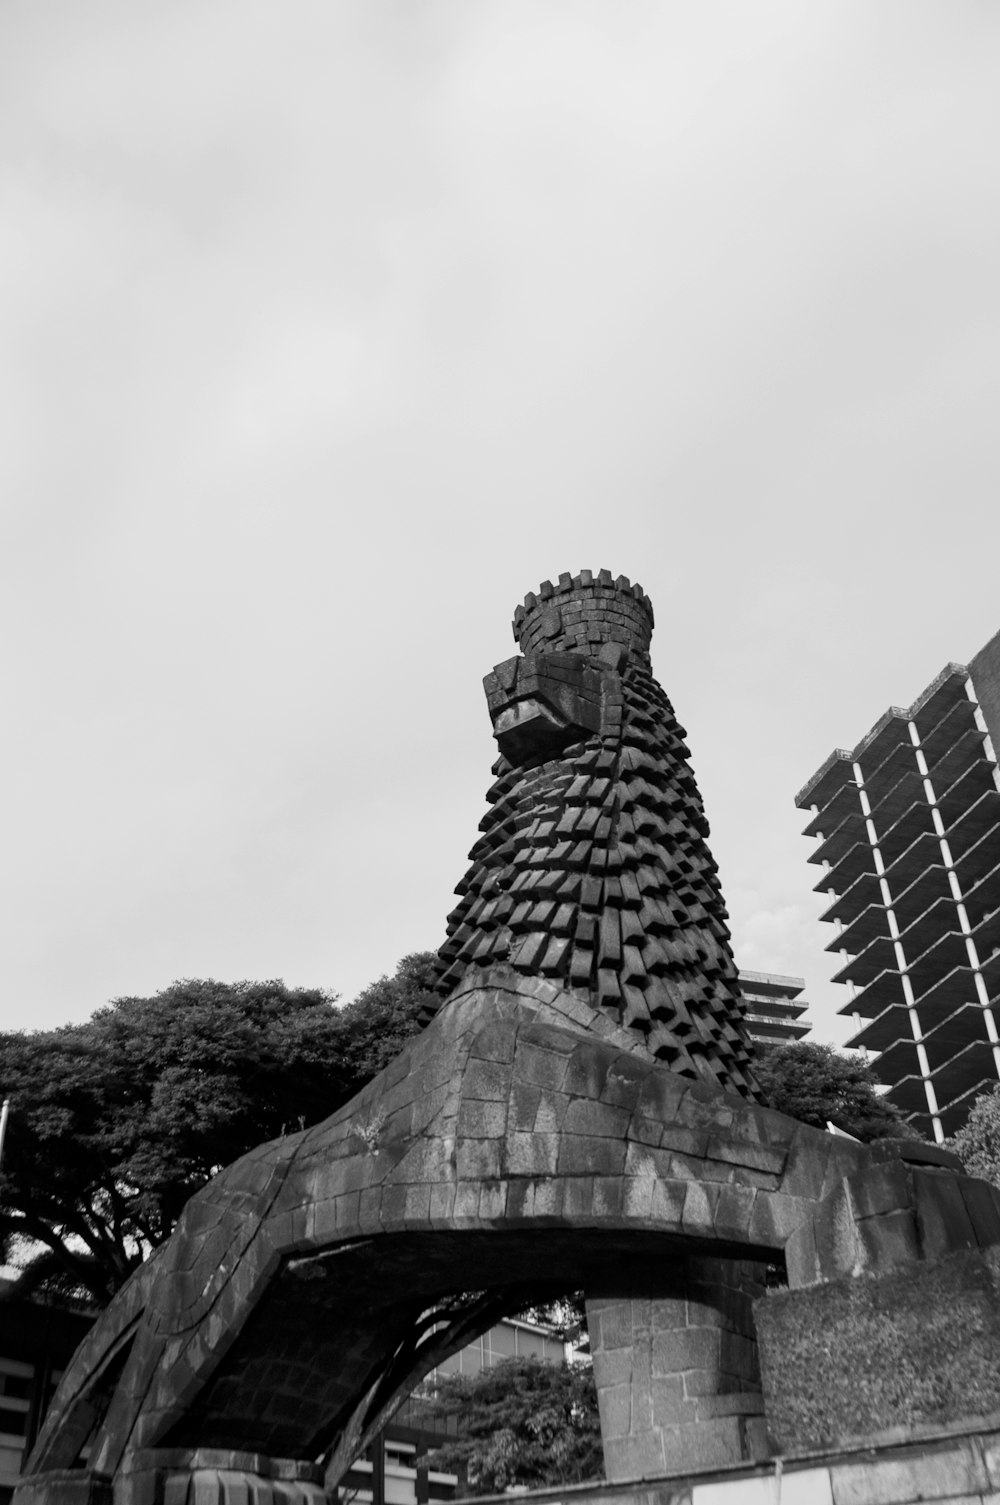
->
(3, 1), (999, 1048)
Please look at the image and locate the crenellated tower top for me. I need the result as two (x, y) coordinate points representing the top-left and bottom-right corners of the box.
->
(512, 569), (654, 658)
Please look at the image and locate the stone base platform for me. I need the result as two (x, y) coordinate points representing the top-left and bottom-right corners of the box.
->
(457, 1415), (1000, 1505)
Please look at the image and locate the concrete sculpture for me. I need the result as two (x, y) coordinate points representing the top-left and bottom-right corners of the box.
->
(17, 573), (1000, 1505)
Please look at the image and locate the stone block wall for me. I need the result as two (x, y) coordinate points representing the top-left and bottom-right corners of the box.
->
(588, 1259), (766, 1480)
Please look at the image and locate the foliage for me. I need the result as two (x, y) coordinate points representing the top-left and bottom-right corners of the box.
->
(423, 1357), (603, 1494)
(755, 1041), (919, 1142)
(945, 1084), (1000, 1188)
(0, 956), (437, 1305)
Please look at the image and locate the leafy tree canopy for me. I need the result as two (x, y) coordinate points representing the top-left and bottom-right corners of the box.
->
(945, 1084), (1000, 1188)
(423, 1357), (602, 1494)
(755, 1041), (919, 1142)
(0, 956), (436, 1305)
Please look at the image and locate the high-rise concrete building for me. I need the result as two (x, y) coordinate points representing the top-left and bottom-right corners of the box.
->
(796, 629), (1000, 1142)
(738, 970), (811, 1050)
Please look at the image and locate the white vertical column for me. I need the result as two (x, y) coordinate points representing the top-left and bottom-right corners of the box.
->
(909, 713), (1000, 1094)
(855, 756), (943, 1142)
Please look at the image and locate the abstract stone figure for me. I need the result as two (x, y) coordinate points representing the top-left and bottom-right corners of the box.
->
(429, 571), (756, 1096)
(17, 574), (1000, 1505)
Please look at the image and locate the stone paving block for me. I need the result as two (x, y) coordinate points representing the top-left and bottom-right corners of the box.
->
(650, 1178), (688, 1224)
(856, 1207), (920, 1271)
(506, 1130), (559, 1176)
(564, 1097), (633, 1138)
(378, 1183), (409, 1227)
(847, 1158), (910, 1220)
(623, 1172), (656, 1219)
(517, 1045), (572, 1091)
(599, 1382), (633, 1440)
(558, 1134), (628, 1176)
(461, 1058), (512, 1101)
(681, 1179), (720, 1237)
(829, 1445), (987, 1504)
(711, 1184), (757, 1243)
(592, 1174), (626, 1217)
(456, 1138), (502, 1180)
(477, 1180), (507, 1220)
(912, 1168), (978, 1259)
(467, 1021), (519, 1062)
(599, 1056), (650, 1108)
(357, 1187), (382, 1233)
(509, 1081), (542, 1130)
(661, 1416), (744, 1472)
(652, 1326), (720, 1376)
(563, 1176), (596, 1217)
(650, 1377), (687, 1426)
(706, 1137), (786, 1177)
(520, 1020), (580, 1054)
(533, 1090), (571, 1133)
(456, 1098), (507, 1138)
(451, 1181), (481, 1223)
(657, 1124), (709, 1157)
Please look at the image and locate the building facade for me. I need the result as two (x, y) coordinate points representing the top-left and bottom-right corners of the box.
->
(737, 971), (811, 1050)
(796, 628), (1000, 1141)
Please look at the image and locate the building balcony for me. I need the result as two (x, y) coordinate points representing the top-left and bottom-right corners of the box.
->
(944, 788), (1000, 862)
(825, 901), (891, 957)
(889, 864), (952, 933)
(860, 736), (920, 807)
(865, 767), (925, 832)
(919, 694), (981, 768)
(854, 711), (913, 785)
(877, 799), (938, 868)
(959, 855), (1000, 929)
(955, 823), (1000, 892)
(846, 1003), (913, 1054)
(896, 894), (965, 966)
(936, 758), (998, 824)
(819, 871), (883, 928)
(813, 839), (880, 896)
(807, 809), (868, 868)
(801, 779), (862, 838)
(795, 749), (856, 812)
(908, 665), (973, 744)
(924, 725), (991, 792)
(838, 968), (907, 1019)
(832, 936), (896, 989)
(906, 928), (971, 1000)
(882, 831), (943, 894)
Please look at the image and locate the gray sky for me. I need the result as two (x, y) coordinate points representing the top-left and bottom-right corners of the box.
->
(3, 1), (999, 1046)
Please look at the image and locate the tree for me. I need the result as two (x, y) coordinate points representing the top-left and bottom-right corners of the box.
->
(755, 1041), (919, 1142)
(0, 956), (437, 1305)
(945, 1084), (1000, 1188)
(423, 1357), (603, 1494)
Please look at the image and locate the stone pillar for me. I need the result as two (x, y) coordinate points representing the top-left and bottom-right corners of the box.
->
(587, 1258), (767, 1480)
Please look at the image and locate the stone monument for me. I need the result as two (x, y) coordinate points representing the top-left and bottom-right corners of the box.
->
(16, 572), (1000, 1505)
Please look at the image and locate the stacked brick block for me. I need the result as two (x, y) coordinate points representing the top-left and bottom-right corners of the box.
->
(588, 1260), (766, 1478)
(432, 571), (756, 1098)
